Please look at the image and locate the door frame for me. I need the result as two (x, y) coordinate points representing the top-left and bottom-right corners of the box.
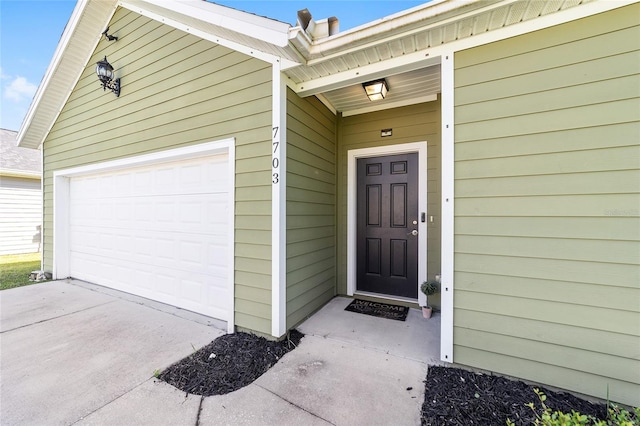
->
(52, 138), (236, 333)
(347, 141), (428, 305)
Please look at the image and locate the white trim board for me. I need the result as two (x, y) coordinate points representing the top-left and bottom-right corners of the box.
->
(440, 52), (454, 364)
(119, 0), (285, 65)
(271, 67), (287, 338)
(52, 138), (236, 333)
(346, 142), (428, 305)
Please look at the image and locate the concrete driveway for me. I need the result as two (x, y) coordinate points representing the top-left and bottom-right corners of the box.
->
(1, 280), (437, 425)
(0, 280), (224, 425)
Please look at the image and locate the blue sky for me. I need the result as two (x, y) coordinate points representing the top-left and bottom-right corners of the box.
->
(0, 0), (426, 132)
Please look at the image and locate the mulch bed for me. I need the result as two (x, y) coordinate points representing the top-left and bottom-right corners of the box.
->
(159, 330), (304, 396)
(422, 366), (609, 425)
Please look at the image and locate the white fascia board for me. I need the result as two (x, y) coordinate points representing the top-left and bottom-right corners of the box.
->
(271, 65), (287, 338)
(16, 0), (88, 147)
(342, 94), (438, 117)
(302, 0), (482, 62)
(119, 0), (281, 65)
(127, 0), (290, 47)
(295, 54), (441, 98)
(17, 0), (117, 149)
(0, 169), (41, 179)
(290, 0), (633, 97)
(286, 0), (462, 61)
(313, 93), (337, 116)
(440, 52), (454, 364)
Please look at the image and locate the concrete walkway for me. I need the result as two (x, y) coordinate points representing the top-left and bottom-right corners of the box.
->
(0, 281), (440, 425)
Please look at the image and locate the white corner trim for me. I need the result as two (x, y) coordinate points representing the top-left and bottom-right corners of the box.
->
(271, 65), (287, 338)
(52, 173), (71, 280)
(40, 146), (45, 270)
(440, 52), (454, 364)
(226, 142), (236, 334)
(52, 139), (237, 329)
(346, 142), (428, 301)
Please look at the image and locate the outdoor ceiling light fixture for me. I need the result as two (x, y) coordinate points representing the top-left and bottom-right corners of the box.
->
(96, 56), (120, 97)
(362, 79), (388, 101)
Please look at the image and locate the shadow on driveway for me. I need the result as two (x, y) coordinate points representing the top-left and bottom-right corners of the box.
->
(0, 280), (223, 425)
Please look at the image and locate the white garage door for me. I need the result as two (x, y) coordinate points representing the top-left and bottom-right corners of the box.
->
(68, 153), (230, 320)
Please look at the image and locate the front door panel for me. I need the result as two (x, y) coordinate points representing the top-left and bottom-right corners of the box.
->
(356, 153), (418, 298)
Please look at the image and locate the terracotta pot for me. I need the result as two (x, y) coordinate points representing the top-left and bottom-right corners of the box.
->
(422, 306), (433, 319)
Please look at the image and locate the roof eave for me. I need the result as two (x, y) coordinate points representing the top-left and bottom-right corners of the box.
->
(17, 0), (294, 150)
(121, 0), (292, 47)
(0, 168), (42, 179)
(286, 0), (486, 61)
(17, 0), (118, 149)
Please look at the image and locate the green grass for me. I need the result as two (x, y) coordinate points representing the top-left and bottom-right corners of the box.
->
(0, 253), (45, 291)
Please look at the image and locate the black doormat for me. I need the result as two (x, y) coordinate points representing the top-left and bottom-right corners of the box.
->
(344, 299), (409, 321)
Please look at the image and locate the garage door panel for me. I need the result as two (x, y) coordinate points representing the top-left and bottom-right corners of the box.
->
(71, 248), (228, 318)
(72, 194), (228, 235)
(68, 153), (230, 321)
(71, 226), (227, 274)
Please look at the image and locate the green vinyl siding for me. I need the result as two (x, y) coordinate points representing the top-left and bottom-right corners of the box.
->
(41, 8), (273, 335)
(337, 100), (442, 306)
(286, 89), (337, 328)
(453, 4), (640, 406)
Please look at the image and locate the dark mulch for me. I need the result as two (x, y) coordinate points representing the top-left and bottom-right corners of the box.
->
(159, 330), (304, 396)
(422, 366), (609, 425)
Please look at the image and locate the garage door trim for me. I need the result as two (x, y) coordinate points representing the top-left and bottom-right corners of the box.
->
(52, 138), (235, 332)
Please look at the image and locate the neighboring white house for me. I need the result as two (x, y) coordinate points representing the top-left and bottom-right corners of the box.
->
(0, 129), (42, 255)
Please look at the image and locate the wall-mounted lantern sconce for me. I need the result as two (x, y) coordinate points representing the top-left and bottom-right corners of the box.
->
(96, 56), (120, 97)
(362, 79), (388, 101)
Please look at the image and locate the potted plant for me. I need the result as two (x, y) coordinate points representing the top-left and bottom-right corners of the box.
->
(420, 281), (439, 318)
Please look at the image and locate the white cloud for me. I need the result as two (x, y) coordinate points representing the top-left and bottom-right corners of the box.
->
(4, 76), (37, 102)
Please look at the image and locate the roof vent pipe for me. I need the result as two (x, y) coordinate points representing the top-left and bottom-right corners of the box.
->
(328, 16), (339, 36)
(297, 9), (312, 31)
(296, 8), (339, 40)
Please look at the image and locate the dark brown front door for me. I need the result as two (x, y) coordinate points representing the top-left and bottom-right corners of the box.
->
(356, 153), (419, 298)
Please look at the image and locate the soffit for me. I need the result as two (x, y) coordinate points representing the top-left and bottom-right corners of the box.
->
(285, 0), (595, 115)
(285, 0), (594, 86)
(119, 0), (301, 62)
(18, 0), (118, 149)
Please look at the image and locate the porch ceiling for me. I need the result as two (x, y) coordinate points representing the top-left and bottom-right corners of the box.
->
(286, 0), (592, 85)
(320, 66), (441, 117)
(284, 0), (595, 113)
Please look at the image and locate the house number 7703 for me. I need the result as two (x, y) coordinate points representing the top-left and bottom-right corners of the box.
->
(272, 127), (280, 184)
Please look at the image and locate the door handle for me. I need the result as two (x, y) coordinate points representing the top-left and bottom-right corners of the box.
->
(407, 230), (418, 236)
